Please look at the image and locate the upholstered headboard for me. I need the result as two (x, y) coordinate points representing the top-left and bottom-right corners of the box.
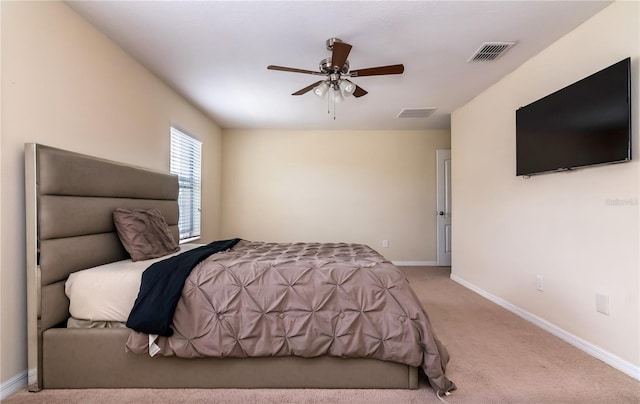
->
(25, 143), (179, 388)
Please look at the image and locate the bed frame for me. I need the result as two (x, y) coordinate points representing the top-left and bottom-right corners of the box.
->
(25, 143), (419, 391)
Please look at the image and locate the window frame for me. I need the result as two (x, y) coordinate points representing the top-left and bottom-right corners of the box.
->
(170, 127), (202, 242)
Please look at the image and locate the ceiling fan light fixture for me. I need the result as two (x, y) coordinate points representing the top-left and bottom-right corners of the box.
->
(339, 80), (356, 97)
(314, 81), (329, 98)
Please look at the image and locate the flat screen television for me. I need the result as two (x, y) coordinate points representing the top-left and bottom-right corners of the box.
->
(516, 57), (631, 176)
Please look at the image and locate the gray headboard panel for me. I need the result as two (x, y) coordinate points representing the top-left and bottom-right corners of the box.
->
(39, 196), (179, 240)
(37, 145), (178, 199)
(25, 143), (180, 389)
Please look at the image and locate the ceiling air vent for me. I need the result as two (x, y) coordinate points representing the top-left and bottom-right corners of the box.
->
(468, 42), (516, 62)
(397, 107), (437, 118)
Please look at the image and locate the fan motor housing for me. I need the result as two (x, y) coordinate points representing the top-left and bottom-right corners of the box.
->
(320, 57), (349, 74)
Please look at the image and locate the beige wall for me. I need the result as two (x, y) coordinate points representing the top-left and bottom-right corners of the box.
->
(0, 1), (223, 384)
(221, 129), (450, 262)
(451, 0), (639, 370)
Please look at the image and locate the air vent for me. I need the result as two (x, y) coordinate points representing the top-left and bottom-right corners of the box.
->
(397, 107), (437, 118)
(468, 42), (516, 62)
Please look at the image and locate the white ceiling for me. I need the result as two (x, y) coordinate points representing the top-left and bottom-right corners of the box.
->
(67, 1), (611, 131)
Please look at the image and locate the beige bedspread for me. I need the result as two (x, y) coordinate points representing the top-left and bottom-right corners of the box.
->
(126, 240), (455, 394)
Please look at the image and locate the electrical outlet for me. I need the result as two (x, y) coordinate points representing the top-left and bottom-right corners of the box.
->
(382, 240), (389, 248)
(596, 293), (609, 315)
(536, 275), (544, 291)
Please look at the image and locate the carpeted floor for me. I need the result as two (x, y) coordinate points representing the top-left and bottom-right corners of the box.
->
(5, 267), (639, 403)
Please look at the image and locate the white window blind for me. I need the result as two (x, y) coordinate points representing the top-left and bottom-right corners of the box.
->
(170, 128), (202, 240)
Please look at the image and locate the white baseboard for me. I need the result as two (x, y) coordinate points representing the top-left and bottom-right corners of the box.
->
(450, 274), (640, 381)
(392, 261), (438, 266)
(0, 370), (28, 400)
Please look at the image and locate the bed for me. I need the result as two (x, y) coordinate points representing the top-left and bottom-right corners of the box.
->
(25, 143), (455, 394)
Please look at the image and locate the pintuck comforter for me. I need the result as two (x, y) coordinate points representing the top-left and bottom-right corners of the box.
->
(126, 240), (456, 394)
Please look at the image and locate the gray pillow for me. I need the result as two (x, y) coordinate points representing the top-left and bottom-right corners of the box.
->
(113, 208), (179, 261)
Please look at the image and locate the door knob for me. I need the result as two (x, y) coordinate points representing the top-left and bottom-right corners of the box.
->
(438, 211), (445, 216)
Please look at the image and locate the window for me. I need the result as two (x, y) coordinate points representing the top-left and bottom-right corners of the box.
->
(170, 128), (202, 241)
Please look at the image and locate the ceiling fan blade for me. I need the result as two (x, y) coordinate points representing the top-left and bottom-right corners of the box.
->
(331, 41), (352, 71)
(292, 81), (323, 96)
(349, 64), (405, 77)
(267, 65), (322, 75)
(353, 85), (368, 98)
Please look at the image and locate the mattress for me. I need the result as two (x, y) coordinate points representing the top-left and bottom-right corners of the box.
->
(65, 244), (201, 324)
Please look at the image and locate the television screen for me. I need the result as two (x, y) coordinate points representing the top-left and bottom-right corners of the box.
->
(516, 57), (631, 176)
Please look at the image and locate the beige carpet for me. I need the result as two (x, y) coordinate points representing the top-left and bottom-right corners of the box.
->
(5, 267), (639, 403)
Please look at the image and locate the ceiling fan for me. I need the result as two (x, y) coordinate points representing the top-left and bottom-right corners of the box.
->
(267, 38), (404, 102)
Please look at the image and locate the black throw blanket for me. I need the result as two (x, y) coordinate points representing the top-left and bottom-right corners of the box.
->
(126, 238), (241, 336)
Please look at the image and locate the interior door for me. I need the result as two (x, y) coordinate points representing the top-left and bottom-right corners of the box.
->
(436, 149), (452, 266)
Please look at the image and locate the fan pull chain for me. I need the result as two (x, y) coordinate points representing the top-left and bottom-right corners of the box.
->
(331, 89), (336, 120)
(327, 92), (330, 115)
(333, 93), (336, 120)
(331, 92), (336, 121)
